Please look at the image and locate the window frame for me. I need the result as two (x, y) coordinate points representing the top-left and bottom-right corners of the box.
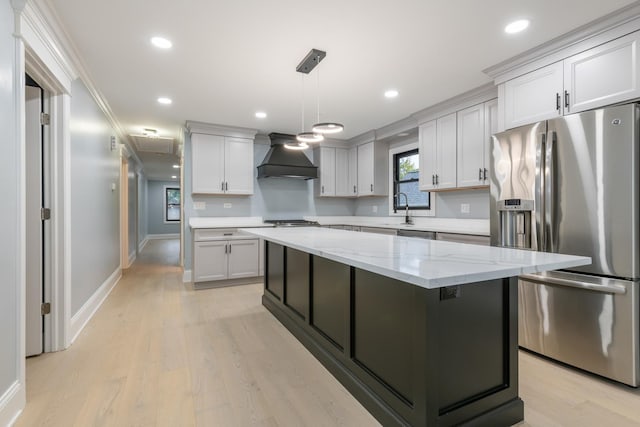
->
(388, 142), (435, 217)
(164, 186), (181, 223)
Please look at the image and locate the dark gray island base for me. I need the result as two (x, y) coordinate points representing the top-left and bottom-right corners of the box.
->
(263, 241), (523, 427)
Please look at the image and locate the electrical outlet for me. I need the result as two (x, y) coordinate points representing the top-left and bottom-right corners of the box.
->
(372, 205), (378, 213)
(193, 201), (205, 210)
(460, 203), (470, 214)
(223, 203), (232, 209)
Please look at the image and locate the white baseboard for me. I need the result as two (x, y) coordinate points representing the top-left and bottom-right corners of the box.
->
(138, 237), (149, 252)
(0, 381), (24, 427)
(147, 233), (179, 240)
(183, 269), (192, 283)
(127, 250), (136, 267)
(69, 267), (121, 345)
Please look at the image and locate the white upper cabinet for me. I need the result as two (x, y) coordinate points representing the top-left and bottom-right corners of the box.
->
(357, 141), (388, 196)
(419, 113), (456, 191)
(191, 133), (226, 194)
(564, 31), (640, 114)
(191, 133), (254, 195)
(484, 99), (499, 181)
(316, 146), (336, 196)
(348, 146), (358, 197)
(335, 148), (350, 197)
(456, 103), (486, 188)
(503, 61), (564, 129)
(501, 30), (640, 130)
(419, 120), (437, 191)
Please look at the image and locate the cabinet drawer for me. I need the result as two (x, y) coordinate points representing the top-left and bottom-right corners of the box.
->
(194, 228), (237, 241)
(437, 233), (489, 246)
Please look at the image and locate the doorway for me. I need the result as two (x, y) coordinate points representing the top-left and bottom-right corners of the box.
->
(25, 74), (50, 357)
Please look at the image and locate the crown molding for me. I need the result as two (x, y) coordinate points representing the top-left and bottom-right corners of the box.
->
(185, 121), (258, 139)
(374, 116), (419, 141)
(484, 3), (640, 84)
(347, 130), (376, 146)
(411, 82), (497, 125)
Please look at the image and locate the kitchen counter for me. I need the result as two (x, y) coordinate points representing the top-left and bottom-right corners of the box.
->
(248, 227), (589, 426)
(241, 227), (589, 289)
(189, 216), (273, 229)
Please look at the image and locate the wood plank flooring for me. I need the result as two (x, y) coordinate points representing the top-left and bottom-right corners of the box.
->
(16, 239), (640, 426)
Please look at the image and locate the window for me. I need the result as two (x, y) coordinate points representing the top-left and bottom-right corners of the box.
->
(165, 187), (181, 222)
(393, 149), (430, 211)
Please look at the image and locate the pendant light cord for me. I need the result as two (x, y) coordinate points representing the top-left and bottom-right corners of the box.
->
(316, 55), (321, 124)
(300, 73), (305, 132)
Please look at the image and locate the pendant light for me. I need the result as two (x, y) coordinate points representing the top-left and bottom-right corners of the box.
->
(311, 56), (344, 135)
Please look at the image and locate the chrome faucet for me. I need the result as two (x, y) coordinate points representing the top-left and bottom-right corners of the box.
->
(395, 192), (413, 224)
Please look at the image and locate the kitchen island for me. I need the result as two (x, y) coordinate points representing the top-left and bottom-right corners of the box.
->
(240, 227), (590, 426)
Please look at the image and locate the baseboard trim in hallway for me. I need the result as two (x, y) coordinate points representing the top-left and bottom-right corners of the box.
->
(182, 269), (192, 283)
(69, 267), (121, 345)
(0, 380), (24, 427)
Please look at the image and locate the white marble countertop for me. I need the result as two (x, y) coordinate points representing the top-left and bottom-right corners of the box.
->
(189, 216), (273, 229)
(305, 216), (489, 235)
(240, 227), (591, 290)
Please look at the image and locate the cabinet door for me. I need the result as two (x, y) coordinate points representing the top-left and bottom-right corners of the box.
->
(357, 142), (374, 195)
(484, 99), (499, 184)
(318, 147), (336, 196)
(456, 104), (485, 188)
(193, 240), (228, 282)
(191, 133), (225, 194)
(419, 120), (437, 191)
(503, 61), (563, 129)
(335, 148), (350, 197)
(348, 146), (358, 196)
(436, 113), (457, 189)
(564, 31), (640, 115)
(224, 137), (254, 195)
(228, 239), (259, 279)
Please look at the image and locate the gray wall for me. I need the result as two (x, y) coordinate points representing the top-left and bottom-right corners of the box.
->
(138, 173), (148, 247)
(436, 189), (489, 219)
(183, 134), (355, 270)
(0, 0), (19, 403)
(128, 166), (137, 258)
(147, 180), (181, 235)
(70, 79), (121, 315)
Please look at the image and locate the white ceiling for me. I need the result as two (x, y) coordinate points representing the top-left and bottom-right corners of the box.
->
(45, 0), (636, 180)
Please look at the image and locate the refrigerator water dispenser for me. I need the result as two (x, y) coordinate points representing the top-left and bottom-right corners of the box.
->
(497, 199), (533, 249)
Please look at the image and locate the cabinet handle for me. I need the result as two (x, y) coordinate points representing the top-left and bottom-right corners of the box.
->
(321, 185), (324, 194)
(228, 244), (231, 254)
(564, 90), (570, 110)
(479, 168), (483, 181)
(432, 174), (435, 185)
(353, 185), (356, 193)
(221, 181), (224, 191)
(436, 174), (439, 185)
(556, 93), (561, 112)
(224, 244), (228, 254)
(225, 182), (229, 191)
(483, 168), (488, 181)
(370, 184), (373, 192)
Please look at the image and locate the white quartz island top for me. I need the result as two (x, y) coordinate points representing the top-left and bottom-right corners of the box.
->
(240, 227), (591, 289)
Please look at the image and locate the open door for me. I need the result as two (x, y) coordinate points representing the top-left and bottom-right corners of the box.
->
(25, 77), (45, 357)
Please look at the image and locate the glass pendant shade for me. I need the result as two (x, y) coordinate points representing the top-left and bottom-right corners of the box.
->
(312, 122), (344, 134)
(296, 132), (324, 143)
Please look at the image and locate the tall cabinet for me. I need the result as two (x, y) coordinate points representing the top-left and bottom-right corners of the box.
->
(357, 141), (388, 196)
(419, 113), (457, 191)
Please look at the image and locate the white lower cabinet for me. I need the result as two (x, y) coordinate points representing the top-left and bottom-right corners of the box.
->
(193, 233), (260, 283)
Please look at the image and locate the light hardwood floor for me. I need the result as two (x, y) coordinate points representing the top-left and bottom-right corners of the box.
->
(16, 239), (640, 426)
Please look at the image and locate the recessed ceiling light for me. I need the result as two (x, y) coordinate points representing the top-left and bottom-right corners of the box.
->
(157, 97), (172, 105)
(255, 111), (267, 119)
(173, 164), (180, 168)
(505, 19), (529, 34)
(171, 175), (177, 179)
(151, 37), (172, 49)
(398, 132), (409, 137)
(384, 89), (399, 98)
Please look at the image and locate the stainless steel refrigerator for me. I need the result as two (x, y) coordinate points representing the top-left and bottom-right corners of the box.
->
(489, 103), (640, 387)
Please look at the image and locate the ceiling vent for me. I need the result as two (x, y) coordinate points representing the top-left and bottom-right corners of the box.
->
(129, 134), (175, 154)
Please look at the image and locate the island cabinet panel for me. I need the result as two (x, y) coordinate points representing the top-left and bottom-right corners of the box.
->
(310, 257), (350, 350)
(353, 269), (415, 405)
(284, 248), (309, 319)
(265, 242), (284, 300)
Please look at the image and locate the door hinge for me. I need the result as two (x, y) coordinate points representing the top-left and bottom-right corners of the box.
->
(41, 302), (51, 315)
(40, 113), (50, 126)
(41, 207), (51, 220)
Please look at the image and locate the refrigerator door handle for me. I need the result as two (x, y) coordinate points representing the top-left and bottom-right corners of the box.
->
(545, 131), (557, 252)
(520, 273), (626, 295)
(534, 132), (545, 251)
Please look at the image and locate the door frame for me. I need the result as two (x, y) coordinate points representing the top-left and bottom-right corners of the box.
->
(120, 148), (129, 269)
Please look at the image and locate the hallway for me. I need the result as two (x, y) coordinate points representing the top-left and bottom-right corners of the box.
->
(17, 239), (377, 426)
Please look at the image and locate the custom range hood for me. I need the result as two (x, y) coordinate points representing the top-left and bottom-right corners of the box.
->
(257, 133), (318, 180)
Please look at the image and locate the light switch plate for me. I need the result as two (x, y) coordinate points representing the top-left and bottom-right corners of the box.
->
(193, 201), (205, 210)
(460, 203), (470, 214)
(111, 182), (116, 191)
(372, 205), (378, 213)
(223, 203), (232, 209)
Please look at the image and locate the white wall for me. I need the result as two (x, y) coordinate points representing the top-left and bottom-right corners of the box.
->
(147, 180), (180, 235)
(69, 79), (121, 315)
(0, 0), (21, 420)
